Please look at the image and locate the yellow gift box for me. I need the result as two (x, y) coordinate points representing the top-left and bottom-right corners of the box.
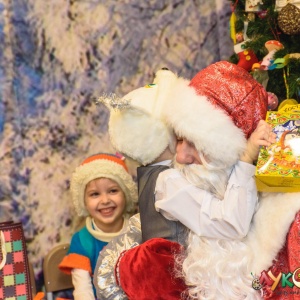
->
(255, 104), (300, 192)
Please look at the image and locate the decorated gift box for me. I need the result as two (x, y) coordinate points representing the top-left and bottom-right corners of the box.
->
(255, 104), (300, 192)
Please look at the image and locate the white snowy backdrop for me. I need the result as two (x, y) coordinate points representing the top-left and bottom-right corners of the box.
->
(0, 0), (233, 283)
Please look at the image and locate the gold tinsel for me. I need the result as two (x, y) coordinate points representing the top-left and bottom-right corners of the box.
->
(278, 3), (300, 35)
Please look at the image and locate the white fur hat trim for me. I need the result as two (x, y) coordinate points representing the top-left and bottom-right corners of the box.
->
(164, 77), (247, 168)
(71, 158), (137, 217)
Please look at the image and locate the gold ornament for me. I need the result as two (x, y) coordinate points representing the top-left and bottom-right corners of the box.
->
(278, 3), (300, 35)
(278, 98), (298, 110)
(247, 12), (256, 22)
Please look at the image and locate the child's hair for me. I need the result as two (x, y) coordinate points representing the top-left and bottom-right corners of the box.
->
(70, 153), (138, 217)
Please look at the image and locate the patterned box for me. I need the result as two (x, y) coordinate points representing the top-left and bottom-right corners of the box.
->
(255, 105), (300, 192)
(0, 222), (32, 300)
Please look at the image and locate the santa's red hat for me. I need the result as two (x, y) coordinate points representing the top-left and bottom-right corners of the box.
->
(164, 61), (268, 168)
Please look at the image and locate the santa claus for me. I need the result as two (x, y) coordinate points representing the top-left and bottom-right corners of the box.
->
(162, 61), (300, 299)
(95, 61), (300, 299)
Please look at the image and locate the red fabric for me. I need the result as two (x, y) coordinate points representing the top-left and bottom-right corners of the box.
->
(116, 238), (187, 300)
(262, 211), (300, 299)
(189, 61), (267, 139)
(236, 49), (258, 71)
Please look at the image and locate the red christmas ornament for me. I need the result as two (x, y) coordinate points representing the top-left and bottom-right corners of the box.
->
(267, 92), (279, 110)
(257, 10), (268, 19)
(237, 49), (259, 72)
(236, 32), (244, 43)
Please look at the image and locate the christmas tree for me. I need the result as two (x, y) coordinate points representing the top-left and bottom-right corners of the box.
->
(228, 0), (300, 110)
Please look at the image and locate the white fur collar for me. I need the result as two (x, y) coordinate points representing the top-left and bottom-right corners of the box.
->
(245, 192), (300, 274)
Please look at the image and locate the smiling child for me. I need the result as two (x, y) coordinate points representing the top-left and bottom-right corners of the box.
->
(59, 153), (137, 300)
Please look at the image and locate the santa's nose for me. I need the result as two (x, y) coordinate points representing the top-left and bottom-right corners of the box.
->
(176, 139), (197, 165)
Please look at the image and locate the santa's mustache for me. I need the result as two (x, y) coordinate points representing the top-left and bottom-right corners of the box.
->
(173, 156), (232, 199)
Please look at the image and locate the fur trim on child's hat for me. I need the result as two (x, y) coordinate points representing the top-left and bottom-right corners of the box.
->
(164, 61), (268, 169)
(103, 69), (180, 165)
(70, 153), (138, 217)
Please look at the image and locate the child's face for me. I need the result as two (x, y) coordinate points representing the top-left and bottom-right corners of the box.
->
(176, 137), (202, 165)
(84, 178), (126, 233)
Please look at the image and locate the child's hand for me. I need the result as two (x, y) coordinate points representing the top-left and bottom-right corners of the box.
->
(241, 120), (276, 164)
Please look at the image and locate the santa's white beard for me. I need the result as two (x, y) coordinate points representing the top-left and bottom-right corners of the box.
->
(176, 232), (262, 300)
(174, 158), (262, 299)
(173, 159), (231, 200)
